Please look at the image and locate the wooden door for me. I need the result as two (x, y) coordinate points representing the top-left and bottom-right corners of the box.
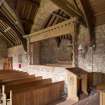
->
(3, 57), (13, 70)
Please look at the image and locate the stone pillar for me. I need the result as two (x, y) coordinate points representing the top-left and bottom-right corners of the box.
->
(72, 18), (79, 67)
(27, 37), (31, 65)
(30, 43), (34, 65)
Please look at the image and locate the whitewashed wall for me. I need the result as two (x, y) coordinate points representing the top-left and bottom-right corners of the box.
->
(8, 45), (28, 70)
(8, 45), (67, 82)
(78, 24), (105, 73)
(22, 65), (67, 82)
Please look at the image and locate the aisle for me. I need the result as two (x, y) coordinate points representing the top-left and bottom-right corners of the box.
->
(57, 99), (76, 105)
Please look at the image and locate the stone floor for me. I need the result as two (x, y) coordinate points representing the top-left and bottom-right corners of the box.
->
(57, 99), (76, 105)
(56, 93), (99, 105)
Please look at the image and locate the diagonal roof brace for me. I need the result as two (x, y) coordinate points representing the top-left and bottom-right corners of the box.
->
(4, 27), (11, 33)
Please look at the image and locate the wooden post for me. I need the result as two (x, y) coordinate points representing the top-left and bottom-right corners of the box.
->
(2, 85), (6, 105)
(66, 18), (80, 101)
(72, 18), (79, 67)
(100, 91), (105, 105)
(10, 90), (12, 105)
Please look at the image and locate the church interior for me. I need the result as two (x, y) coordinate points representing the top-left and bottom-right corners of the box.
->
(0, 0), (105, 105)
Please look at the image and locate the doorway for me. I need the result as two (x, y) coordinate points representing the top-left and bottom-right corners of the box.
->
(3, 57), (13, 70)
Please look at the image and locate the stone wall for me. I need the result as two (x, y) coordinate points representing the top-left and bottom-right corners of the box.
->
(21, 65), (67, 82)
(8, 24), (105, 74)
(7, 45), (67, 82)
(40, 38), (72, 65)
(31, 0), (58, 32)
(7, 44), (68, 85)
(78, 24), (105, 73)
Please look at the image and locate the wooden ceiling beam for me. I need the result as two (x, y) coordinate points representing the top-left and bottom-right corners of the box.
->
(0, 31), (14, 47)
(51, 0), (87, 27)
(0, 21), (16, 45)
(0, 11), (27, 51)
(0, 9), (24, 35)
(0, 1), (27, 48)
(8, 30), (20, 45)
(1, 1), (24, 34)
(51, 0), (82, 17)
(77, 0), (95, 43)
(0, 20), (20, 45)
(52, 12), (68, 20)
(47, 15), (56, 27)
(15, 0), (40, 34)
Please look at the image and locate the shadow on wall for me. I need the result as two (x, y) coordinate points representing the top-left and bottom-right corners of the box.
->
(40, 38), (73, 65)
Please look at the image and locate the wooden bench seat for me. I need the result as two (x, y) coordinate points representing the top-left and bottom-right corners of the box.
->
(0, 70), (28, 74)
(0, 70), (65, 105)
(0, 74), (35, 81)
(1, 74), (35, 80)
(0, 72), (28, 76)
(0, 71), (29, 79)
(5, 78), (52, 92)
(12, 81), (64, 105)
(0, 76), (42, 85)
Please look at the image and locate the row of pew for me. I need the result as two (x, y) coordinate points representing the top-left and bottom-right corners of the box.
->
(0, 70), (64, 105)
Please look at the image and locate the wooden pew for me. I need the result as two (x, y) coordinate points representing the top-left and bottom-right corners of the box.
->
(1, 78), (52, 104)
(5, 78), (52, 92)
(0, 73), (35, 81)
(0, 71), (29, 78)
(0, 75), (41, 83)
(2, 76), (42, 85)
(0, 71), (28, 76)
(12, 81), (64, 105)
(0, 70), (64, 105)
(0, 70), (28, 74)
